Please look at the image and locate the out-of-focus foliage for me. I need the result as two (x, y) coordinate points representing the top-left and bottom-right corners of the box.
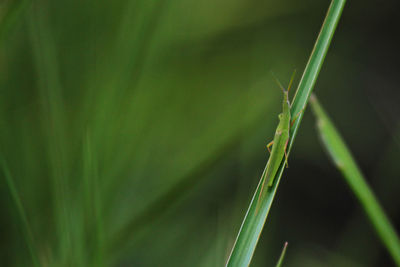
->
(1, 0), (400, 266)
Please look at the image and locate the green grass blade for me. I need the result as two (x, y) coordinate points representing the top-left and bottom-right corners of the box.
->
(310, 95), (400, 266)
(82, 131), (104, 266)
(28, 5), (72, 262)
(289, 0), (346, 148)
(226, 1), (346, 266)
(275, 242), (288, 267)
(1, 158), (41, 267)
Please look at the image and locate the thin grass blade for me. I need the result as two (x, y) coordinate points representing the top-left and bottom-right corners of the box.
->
(275, 242), (288, 267)
(82, 131), (104, 266)
(1, 158), (40, 267)
(309, 95), (400, 266)
(226, 1), (346, 266)
(28, 5), (72, 262)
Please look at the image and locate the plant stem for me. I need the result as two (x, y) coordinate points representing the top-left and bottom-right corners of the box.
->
(226, 1), (346, 266)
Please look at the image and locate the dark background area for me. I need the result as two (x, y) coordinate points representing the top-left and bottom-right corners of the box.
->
(1, 0), (400, 266)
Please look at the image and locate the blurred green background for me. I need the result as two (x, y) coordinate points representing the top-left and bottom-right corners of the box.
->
(1, 0), (400, 266)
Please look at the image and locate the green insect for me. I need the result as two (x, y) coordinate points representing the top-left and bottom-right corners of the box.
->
(257, 71), (301, 208)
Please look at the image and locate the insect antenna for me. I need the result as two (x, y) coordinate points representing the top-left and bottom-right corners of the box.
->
(271, 72), (287, 93)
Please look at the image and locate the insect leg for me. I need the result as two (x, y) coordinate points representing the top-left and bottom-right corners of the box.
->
(290, 108), (305, 127)
(284, 139), (289, 168)
(266, 140), (274, 153)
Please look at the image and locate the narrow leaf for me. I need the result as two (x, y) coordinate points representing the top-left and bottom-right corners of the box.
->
(226, 1), (346, 266)
(275, 242), (288, 267)
(310, 95), (400, 266)
(1, 158), (40, 267)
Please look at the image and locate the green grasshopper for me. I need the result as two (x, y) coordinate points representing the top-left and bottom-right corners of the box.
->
(257, 72), (300, 210)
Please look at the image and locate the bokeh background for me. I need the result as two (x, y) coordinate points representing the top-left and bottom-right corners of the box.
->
(1, 0), (400, 266)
